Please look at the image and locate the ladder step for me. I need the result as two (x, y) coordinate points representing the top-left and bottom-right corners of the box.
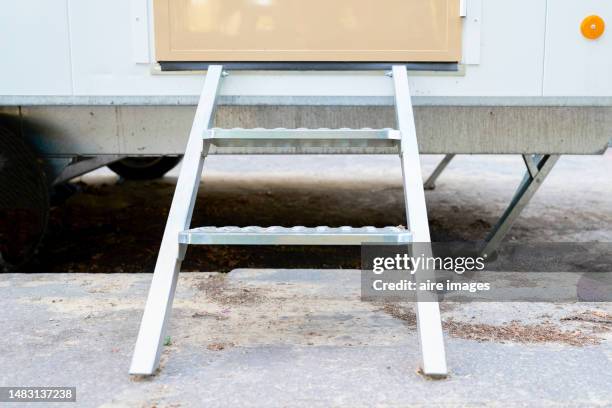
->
(179, 226), (411, 245)
(204, 128), (401, 155)
(204, 128), (400, 140)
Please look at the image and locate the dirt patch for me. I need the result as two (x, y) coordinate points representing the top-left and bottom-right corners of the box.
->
(191, 311), (229, 321)
(561, 310), (612, 325)
(444, 319), (601, 346)
(378, 303), (417, 327)
(195, 274), (267, 306)
(207, 342), (234, 351)
(560, 310), (612, 334)
(379, 303), (604, 346)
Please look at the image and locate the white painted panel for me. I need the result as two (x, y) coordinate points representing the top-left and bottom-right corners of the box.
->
(68, 0), (202, 95)
(544, 1), (612, 96)
(461, 0), (482, 65)
(410, 0), (546, 97)
(0, 0), (72, 95)
(131, 0), (150, 64)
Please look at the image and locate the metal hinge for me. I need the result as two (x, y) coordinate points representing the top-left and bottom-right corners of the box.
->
(460, 0), (467, 17)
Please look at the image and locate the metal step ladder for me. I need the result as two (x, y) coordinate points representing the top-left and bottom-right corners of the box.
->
(129, 65), (448, 378)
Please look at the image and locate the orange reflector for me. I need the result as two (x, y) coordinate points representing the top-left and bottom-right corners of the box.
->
(581, 15), (605, 40)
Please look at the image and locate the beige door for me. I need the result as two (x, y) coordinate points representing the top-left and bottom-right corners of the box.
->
(153, 0), (462, 62)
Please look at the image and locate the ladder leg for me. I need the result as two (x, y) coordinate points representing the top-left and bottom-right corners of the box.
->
(424, 154), (456, 190)
(392, 65), (448, 378)
(129, 66), (224, 375)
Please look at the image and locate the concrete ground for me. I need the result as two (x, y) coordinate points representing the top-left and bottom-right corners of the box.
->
(2, 152), (612, 407)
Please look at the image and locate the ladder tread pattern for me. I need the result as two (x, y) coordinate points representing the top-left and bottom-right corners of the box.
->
(179, 225), (411, 245)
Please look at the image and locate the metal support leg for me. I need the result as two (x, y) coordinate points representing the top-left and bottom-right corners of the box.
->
(53, 155), (124, 184)
(129, 66), (224, 375)
(393, 66), (448, 378)
(481, 154), (560, 257)
(424, 154), (455, 190)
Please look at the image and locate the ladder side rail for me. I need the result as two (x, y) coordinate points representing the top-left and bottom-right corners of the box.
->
(392, 65), (448, 377)
(129, 66), (224, 375)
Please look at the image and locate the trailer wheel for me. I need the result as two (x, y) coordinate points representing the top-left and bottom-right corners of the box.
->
(0, 126), (49, 270)
(108, 156), (181, 180)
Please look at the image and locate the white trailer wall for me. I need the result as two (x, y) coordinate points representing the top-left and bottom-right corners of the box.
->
(1, 0), (611, 101)
(0, 0), (73, 95)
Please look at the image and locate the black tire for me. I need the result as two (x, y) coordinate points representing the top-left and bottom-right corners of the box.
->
(0, 126), (49, 271)
(108, 156), (182, 180)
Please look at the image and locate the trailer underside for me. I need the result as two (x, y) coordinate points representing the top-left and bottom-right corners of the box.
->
(1, 105), (609, 157)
